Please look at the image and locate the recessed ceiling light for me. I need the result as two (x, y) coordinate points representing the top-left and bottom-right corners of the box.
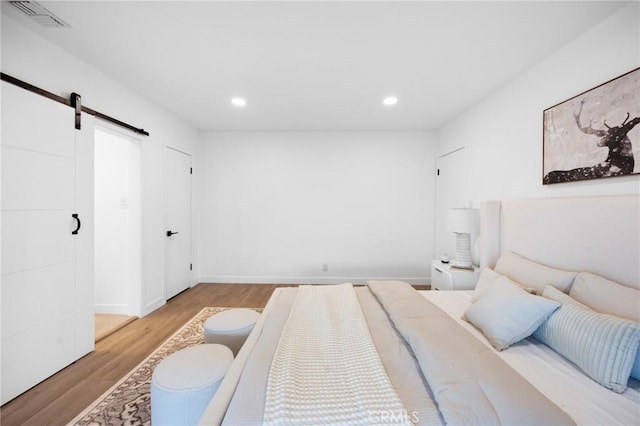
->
(383, 96), (398, 106)
(231, 97), (246, 107)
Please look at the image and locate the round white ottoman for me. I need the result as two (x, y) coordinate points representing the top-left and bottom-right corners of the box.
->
(151, 344), (233, 426)
(203, 308), (260, 356)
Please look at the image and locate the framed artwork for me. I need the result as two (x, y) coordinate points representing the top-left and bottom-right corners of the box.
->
(543, 67), (640, 185)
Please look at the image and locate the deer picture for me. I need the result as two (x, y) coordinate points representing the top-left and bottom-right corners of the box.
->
(544, 99), (639, 184)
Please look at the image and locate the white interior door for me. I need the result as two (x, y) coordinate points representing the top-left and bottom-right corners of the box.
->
(435, 147), (468, 261)
(164, 147), (192, 299)
(1, 82), (94, 404)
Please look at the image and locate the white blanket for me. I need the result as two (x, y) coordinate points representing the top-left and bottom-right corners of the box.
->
(263, 284), (410, 425)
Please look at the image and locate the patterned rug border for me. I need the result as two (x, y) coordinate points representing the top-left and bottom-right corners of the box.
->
(69, 307), (261, 426)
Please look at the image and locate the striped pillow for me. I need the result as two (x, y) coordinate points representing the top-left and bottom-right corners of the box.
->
(568, 272), (640, 381)
(534, 286), (640, 393)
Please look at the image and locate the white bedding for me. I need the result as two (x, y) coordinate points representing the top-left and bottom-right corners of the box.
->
(421, 290), (640, 426)
(200, 287), (640, 425)
(209, 287), (442, 426)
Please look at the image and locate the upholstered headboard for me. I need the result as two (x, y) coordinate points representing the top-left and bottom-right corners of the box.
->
(480, 196), (640, 289)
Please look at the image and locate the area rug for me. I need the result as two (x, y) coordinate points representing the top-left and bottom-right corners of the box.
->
(70, 307), (260, 426)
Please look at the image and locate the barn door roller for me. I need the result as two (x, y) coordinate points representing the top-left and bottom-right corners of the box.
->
(70, 92), (81, 130)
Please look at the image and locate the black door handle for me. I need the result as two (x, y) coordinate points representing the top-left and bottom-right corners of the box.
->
(166, 230), (179, 237)
(72, 213), (81, 235)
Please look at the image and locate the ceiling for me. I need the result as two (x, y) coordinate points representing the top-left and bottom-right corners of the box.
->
(2, 1), (628, 131)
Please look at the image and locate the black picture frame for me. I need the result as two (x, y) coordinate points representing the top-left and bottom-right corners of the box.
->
(542, 67), (640, 185)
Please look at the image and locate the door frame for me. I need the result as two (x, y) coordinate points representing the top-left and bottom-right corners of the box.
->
(93, 121), (143, 317)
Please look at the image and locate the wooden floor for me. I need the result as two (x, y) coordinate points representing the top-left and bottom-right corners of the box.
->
(0, 284), (290, 426)
(94, 314), (137, 342)
(1, 283), (427, 425)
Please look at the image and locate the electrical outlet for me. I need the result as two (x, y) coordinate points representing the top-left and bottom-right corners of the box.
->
(322, 263), (329, 272)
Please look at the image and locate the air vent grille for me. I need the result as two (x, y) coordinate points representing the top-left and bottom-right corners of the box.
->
(9, 1), (70, 28)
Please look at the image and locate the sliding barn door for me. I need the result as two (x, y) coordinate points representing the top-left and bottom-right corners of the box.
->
(1, 82), (94, 404)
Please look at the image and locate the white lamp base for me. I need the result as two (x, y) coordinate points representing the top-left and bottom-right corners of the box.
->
(452, 232), (473, 269)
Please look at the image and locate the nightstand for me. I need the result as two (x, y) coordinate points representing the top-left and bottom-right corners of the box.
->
(431, 260), (480, 291)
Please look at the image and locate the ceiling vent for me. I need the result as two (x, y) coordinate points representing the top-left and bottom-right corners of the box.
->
(9, 1), (70, 28)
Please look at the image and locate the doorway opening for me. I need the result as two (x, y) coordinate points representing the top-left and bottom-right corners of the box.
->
(94, 125), (142, 339)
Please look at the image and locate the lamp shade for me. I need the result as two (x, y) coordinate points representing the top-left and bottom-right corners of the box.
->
(447, 208), (479, 234)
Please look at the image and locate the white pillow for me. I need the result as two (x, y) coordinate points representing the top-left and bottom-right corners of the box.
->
(569, 272), (640, 322)
(470, 267), (502, 302)
(494, 251), (577, 294)
(569, 272), (640, 381)
(535, 286), (640, 393)
(464, 275), (560, 351)
(472, 267), (537, 302)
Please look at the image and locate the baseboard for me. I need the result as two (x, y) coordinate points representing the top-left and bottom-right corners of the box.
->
(141, 298), (165, 317)
(197, 275), (430, 285)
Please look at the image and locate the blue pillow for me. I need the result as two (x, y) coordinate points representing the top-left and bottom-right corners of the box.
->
(534, 286), (640, 393)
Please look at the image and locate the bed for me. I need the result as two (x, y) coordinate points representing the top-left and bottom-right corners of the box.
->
(199, 195), (640, 425)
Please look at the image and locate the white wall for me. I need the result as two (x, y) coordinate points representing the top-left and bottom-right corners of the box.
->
(437, 3), (640, 209)
(94, 128), (141, 315)
(1, 16), (200, 315)
(6, 4), (635, 295)
(198, 131), (436, 284)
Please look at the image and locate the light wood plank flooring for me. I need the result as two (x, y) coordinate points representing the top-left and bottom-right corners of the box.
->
(1, 283), (427, 425)
(94, 314), (137, 342)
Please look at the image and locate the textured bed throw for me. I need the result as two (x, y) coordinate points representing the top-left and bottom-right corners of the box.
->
(367, 281), (575, 426)
(263, 283), (410, 425)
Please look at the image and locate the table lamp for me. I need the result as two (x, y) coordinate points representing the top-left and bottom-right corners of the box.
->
(447, 208), (479, 269)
